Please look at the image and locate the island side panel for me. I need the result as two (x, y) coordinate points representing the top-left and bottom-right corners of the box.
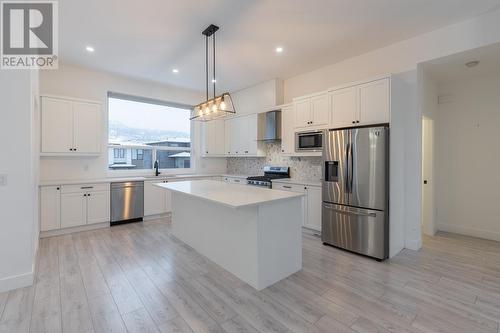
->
(170, 192), (260, 287)
(256, 196), (303, 290)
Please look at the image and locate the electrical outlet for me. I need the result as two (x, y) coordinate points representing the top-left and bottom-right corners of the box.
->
(0, 174), (7, 186)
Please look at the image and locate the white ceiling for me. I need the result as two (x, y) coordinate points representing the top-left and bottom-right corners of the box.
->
(423, 42), (500, 84)
(60, 0), (500, 93)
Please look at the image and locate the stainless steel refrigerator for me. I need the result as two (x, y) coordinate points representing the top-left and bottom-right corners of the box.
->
(322, 126), (389, 260)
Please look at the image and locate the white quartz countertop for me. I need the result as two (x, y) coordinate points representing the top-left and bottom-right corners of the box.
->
(155, 180), (304, 208)
(38, 174), (254, 187)
(272, 178), (322, 187)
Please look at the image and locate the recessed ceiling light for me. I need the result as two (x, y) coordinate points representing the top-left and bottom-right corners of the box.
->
(465, 60), (480, 68)
(275, 46), (284, 53)
(85, 46), (95, 53)
(172, 68), (179, 73)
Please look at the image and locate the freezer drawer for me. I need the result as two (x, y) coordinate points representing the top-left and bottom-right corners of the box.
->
(321, 202), (388, 259)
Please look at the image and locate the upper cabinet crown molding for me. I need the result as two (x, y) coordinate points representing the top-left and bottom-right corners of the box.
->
(40, 95), (102, 156)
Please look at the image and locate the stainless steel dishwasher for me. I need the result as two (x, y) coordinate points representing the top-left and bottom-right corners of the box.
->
(111, 181), (144, 225)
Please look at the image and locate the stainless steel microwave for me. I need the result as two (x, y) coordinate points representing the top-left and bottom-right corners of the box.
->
(295, 130), (323, 152)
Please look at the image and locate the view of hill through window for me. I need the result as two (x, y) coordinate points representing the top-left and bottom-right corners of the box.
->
(108, 97), (192, 170)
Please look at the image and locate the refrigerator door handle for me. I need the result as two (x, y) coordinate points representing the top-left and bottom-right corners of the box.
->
(350, 141), (354, 193)
(323, 203), (377, 217)
(345, 142), (350, 193)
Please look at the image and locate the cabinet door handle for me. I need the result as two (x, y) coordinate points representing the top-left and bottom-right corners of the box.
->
(81, 186), (93, 189)
(245, 151), (249, 153)
(283, 185), (292, 189)
(56, 187), (60, 190)
(83, 194), (87, 197)
(88, 193), (91, 197)
(356, 120), (360, 123)
(352, 121), (356, 124)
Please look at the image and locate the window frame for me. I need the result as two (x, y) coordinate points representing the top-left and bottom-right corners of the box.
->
(106, 92), (196, 176)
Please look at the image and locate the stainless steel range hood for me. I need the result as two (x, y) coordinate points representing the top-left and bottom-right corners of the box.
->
(257, 110), (282, 141)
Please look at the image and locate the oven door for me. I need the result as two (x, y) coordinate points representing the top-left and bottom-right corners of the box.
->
(296, 131), (322, 152)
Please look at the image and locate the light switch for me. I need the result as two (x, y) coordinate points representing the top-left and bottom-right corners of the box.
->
(0, 174), (6, 186)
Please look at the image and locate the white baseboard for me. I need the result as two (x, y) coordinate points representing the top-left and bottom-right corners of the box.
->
(143, 213), (170, 222)
(437, 223), (500, 242)
(40, 221), (109, 238)
(405, 237), (422, 251)
(0, 271), (34, 293)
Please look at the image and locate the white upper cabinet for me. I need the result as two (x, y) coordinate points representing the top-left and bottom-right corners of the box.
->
(330, 86), (358, 128)
(281, 105), (295, 155)
(329, 77), (390, 128)
(41, 96), (102, 155)
(293, 93), (329, 129)
(222, 114), (265, 157)
(73, 102), (101, 154)
(41, 97), (73, 153)
(310, 94), (329, 127)
(202, 119), (225, 156)
(358, 78), (390, 125)
(294, 99), (311, 128)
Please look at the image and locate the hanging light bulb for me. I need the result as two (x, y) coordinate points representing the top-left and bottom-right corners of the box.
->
(212, 102), (218, 113)
(204, 104), (210, 115)
(220, 95), (226, 110)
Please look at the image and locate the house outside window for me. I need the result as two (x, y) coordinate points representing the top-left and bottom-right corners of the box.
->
(107, 93), (193, 173)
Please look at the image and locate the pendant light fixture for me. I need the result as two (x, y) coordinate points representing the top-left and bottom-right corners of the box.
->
(190, 24), (236, 121)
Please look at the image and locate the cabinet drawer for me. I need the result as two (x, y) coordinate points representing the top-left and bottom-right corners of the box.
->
(61, 183), (110, 194)
(273, 183), (306, 193)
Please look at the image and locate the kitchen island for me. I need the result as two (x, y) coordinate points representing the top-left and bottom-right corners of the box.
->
(155, 180), (304, 290)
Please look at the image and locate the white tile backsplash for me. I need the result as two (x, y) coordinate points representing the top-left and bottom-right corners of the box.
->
(227, 142), (322, 180)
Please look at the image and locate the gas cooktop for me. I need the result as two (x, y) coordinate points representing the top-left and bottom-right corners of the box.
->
(247, 166), (290, 188)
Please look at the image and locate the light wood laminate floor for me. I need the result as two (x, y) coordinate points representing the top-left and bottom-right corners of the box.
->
(1, 217), (500, 333)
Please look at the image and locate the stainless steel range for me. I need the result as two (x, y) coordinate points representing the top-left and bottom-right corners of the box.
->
(247, 166), (290, 188)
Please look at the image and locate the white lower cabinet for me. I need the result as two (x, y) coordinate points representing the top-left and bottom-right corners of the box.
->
(60, 192), (87, 228)
(305, 186), (322, 231)
(273, 182), (322, 232)
(40, 183), (110, 233)
(40, 186), (61, 231)
(144, 180), (170, 216)
(86, 190), (111, 224)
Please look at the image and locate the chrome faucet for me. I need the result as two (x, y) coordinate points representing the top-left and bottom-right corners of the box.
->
(154, 160), (161, 177)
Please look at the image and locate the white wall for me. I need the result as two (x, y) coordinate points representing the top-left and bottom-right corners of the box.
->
(435, 74), (500, 241)
(0, 70), (39, 292)
(39, 64), (227, 181)
(283, 8), (500, 102)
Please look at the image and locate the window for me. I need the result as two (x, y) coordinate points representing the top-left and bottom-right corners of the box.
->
(108, 94), (192, 171)
(114, 148), (126, 159)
